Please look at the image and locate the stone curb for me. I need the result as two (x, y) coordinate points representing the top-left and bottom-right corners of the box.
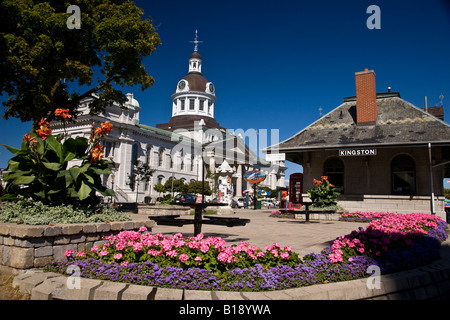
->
(12, 255), (450, 300)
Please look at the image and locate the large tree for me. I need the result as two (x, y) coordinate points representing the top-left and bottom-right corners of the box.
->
(0, 0), (161, 124)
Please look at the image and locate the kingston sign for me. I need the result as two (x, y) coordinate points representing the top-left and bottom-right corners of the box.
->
(339, 148), (377, 157)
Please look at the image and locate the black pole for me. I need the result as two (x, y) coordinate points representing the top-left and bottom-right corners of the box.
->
(253, 183), (257, 210)
(195, 146), (206, 236)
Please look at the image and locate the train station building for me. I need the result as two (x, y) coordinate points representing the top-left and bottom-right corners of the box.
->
(266, 69), (450, 219)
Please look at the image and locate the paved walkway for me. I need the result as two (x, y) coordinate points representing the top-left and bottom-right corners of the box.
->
(141, 209), (368, 257)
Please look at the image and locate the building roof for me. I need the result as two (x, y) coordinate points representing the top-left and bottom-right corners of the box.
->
(155, 114), (224, 131)
(182, 72), (209, 92)
(266, 96), (450, 155)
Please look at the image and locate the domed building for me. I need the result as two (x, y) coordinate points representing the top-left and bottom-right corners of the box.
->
(50, 32), (286, 204)
(156, 47), (224, 132)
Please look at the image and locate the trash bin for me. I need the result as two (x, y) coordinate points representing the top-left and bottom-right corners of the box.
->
(256, 200), (262, 209)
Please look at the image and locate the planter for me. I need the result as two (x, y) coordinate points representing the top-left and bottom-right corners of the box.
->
(137, 204), (190, 216)
(0, 217), (155, 273)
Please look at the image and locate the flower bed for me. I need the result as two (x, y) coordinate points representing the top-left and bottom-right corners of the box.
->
(44, 213), (448, 292)
(339, 211), (391, 223)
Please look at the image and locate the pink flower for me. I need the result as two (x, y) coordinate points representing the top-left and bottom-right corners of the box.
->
(99, 250), (108, 257)
(91, 245), (99, 252)
(121, 261), (129, 266)
(280, 252), (290, 259)
(179, 254), (189, 263)
(76, 252), (85, 257)
(147, 249), (162, 256)
(200, 243), (210, 253)
(138, 226), (147, 233)
(195, 256), (202, 261)
(133, 242), (143, 252)
(166, 250), (177, 257)
(114, 253), (123, 259)
(115, 241), (126, 251)
(64, 249), (74, 257)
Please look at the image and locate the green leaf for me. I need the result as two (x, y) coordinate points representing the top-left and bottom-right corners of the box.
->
(45, 134), (63, 161)
(43, 162), (62, 171)
(89, 166), (111, 175)
(78, 180), (92, 200)
(1, 144), (21, 155)
(69, 167), (81, 182)
(12, 175), (35, 185)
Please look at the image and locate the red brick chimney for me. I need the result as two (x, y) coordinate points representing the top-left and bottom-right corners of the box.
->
(355, 69), (377, 125)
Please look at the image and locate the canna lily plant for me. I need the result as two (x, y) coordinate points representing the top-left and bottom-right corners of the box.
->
(1, 109), (115, 207)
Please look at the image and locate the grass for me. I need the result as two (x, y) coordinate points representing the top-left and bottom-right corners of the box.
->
(0, 274), (30, 300)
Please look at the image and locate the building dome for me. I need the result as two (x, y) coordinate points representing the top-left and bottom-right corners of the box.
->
(181, 72), (209, 92)
(126, 93), (140, 109)
(190, 51), (202, 60)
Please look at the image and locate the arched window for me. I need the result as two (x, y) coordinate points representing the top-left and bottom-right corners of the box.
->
(323, 157), (344, 193)
(391, 155), (416, 195)
(158, 148), (164, 167)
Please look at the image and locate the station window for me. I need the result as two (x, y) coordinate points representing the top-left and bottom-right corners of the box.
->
(323, 157), (344, 193)
(391, 155), (416, 195)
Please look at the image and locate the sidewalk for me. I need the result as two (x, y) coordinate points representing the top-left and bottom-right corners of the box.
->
(145, 209), (369, 257)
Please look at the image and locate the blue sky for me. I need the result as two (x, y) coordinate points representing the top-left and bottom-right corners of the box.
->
(1, 0), (450, 181)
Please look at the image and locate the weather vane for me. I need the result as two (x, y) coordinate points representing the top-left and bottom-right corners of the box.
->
(319, 106), (323, 118)
(439, 93), (444, 105)
(189, 29), (203, 52)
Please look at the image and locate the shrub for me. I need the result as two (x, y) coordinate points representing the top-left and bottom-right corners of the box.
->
(0, 197), (130, 225)
(1, 110), (114, 207)
(307, 176), (340, 208)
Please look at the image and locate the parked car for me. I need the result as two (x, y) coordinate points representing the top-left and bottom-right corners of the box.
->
(231, 198), (245, 208)
(172, 193), (198, 204)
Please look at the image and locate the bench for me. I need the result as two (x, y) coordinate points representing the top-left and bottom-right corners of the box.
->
(277, 202), (337, 223)
(148, 214), (250, 228)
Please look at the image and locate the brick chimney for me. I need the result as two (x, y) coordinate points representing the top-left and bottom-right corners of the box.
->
(355, 69), (377, 125)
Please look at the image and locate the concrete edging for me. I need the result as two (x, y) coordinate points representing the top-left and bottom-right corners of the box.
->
(13, 254), (450, 300)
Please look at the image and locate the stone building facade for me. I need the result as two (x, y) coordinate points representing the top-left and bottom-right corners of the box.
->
(51, 45), (286, 204)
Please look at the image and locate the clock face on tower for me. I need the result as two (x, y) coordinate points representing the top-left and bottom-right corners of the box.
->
(178, 80), (186, 90)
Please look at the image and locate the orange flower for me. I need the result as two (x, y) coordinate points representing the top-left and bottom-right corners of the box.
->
(100, 121), (113, 136)
(54, 108), (72, 119)
(90, 144), (104, 162)
(321, 176), (328, 181)
(36, 118), (52, 140)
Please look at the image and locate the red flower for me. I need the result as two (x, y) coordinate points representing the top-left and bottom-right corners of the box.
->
(36, 118), (52, 140)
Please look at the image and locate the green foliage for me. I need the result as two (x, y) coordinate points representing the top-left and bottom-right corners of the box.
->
(153, 183), (166, 196)
(307, 176), (340, 208)
(128, 160), (155, 191)
(444, 188), (450, 200)
(0, 197), (130, 225)
(1, 131), (114, 207)
(164, 178), (188, 194)
(0, 0), (161, 123)
(187, 180), (212, 196)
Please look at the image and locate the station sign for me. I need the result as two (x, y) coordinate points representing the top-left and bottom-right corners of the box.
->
(339, 148), (377, 157)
